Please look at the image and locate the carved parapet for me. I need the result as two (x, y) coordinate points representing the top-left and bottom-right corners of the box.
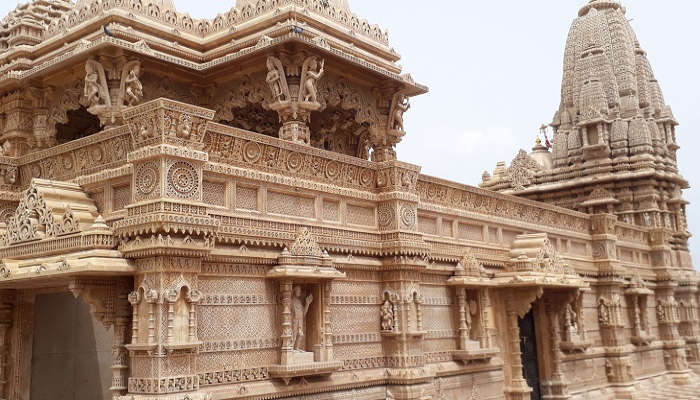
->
(124, 98), (215, 151)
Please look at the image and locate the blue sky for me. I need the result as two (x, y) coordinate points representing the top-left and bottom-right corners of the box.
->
(2, 1), (699, 263)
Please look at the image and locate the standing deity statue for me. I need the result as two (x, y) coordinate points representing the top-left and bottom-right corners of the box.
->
(302, 58), (324, 103)
(657, 302), (666, 321)
(83, 63), (102, 107)
(291, 285), (313, 351)
(465, 300), (473, 335)
(598, 299), (609, 326)
(565, 302), (578, 331)
(380, 298), (394, 331)
(266, 58), (285, 102)
(124, 64), (143, 106)
(392, 95), (410, 131)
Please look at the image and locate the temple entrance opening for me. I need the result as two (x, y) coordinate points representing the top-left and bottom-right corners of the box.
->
(29, 292), (113, 400)
(519, 308), (542, 400)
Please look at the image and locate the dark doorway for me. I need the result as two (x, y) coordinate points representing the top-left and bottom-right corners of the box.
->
(55, 106), (102, 144)
(519, 309), (542, 400)
(30, 292), (113, 400)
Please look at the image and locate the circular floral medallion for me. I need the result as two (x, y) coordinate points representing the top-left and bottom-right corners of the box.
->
(400, 206), (416, 229)
(136, 163), (159, 196)
(242, 141), (262, 164)
(167, 161), (198, 198)
(325, 160), (341, 180)
(360, 169), (373, 187)
(378, 204), (395, 228)
(286, 152), (303, 173)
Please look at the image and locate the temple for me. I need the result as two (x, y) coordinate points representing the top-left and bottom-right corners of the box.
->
(0, 0), (697, 399)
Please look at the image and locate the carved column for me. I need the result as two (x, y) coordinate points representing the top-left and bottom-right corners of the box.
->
(110, 285), (132, 399)
(115, 99), (217, 400)
(0, 294), (14, 400)
(279, 281), (294, 365)
(541, 294), (572, 400)
(590, 214), (635, 395)
(506, 309), (530, 400)
(649, 228), (691, 383)
(501, 288), (543, 400)
(676, 282), (700, 368)
(0, 91), (33, 156)
(457, 288), (469, 348)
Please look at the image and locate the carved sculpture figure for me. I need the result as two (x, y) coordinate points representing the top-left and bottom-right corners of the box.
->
(291, 285), (313, 351)
(392, 94), (410, 132)
(124, 64), (143, 106)
(82, 60), (110, 111)
(598, 298), (610, 326)
(380, 297), (394, 331)
(565, 302), (578, 332)
(657, 301), (666, 321)
(266, 58), (286, 102)
(301, 58), (324, 103)
(83, 62), (102, 107)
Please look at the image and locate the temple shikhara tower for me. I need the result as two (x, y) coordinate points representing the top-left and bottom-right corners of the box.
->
(0, 0), (696, 399)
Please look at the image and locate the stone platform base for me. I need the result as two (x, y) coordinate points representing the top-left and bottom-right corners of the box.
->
(571, 372), (700, 400)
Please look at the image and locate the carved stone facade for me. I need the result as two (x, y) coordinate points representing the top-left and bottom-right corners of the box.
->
(0, 0), (697, 399)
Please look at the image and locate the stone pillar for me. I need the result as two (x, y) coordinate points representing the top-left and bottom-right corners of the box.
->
(541, 295), (571, 400)
(109, 283), (132, 399)
(457, 288), (469, 349)
(505, 309), (531, 400)
(116, 99), (217, 400)
(0, 91), (33, 156)
(501, 288), (543, 400)
(279, 281), (294, 365)
(676, 283), (700, 369)
(649, 229), (691, 383)
(0, 295), (14, 400)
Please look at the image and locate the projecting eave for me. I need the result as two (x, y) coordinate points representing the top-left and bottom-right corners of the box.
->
(0, 29), (427, 97)
(498, 168), (690, 197)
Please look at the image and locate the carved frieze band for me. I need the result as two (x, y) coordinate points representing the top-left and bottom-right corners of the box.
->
(198, 367), (269, 387)
(330, 295), (380, 305)
(199, 294), (275, 306)
(332, 333), (381, 345)
(198, 338), (281, 353)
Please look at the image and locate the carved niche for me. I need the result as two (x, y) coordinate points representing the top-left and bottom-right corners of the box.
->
(625, 275), (654, 346)
(560, 292), (592, 353)
(266, 228), (345, 384)
(447, 248), (498, 362)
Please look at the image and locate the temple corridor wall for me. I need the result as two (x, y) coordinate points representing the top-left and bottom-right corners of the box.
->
(0, 101), (696, 400)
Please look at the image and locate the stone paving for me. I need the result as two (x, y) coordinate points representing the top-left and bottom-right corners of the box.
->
(634, 381), (700, 400)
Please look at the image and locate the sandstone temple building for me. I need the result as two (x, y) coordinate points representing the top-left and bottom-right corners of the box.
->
(0, 0), (696, 399)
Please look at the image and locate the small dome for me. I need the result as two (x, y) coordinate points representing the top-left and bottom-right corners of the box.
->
(530, 139), (553, 170)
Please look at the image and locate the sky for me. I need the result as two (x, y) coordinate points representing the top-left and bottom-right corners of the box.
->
(2, 1), (699, 261)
